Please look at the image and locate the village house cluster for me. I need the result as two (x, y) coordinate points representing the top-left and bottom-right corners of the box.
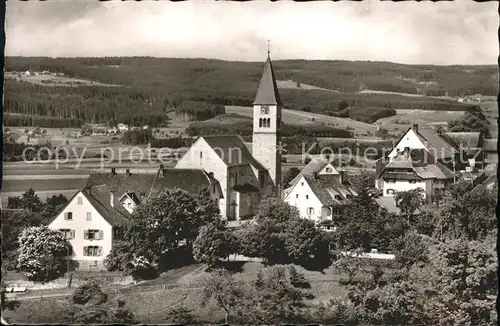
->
(47, 54), (497, 271)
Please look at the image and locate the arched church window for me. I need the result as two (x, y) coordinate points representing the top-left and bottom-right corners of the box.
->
(259, 118), (262, 128)
(267, 118), (271, 128)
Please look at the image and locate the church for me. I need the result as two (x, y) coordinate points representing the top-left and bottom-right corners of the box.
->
(175, 52), (283, 220)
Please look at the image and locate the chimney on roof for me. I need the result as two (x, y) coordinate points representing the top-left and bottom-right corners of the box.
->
(208, 172), (214, 179)
(111, 167), (116, 175)
(339, 170), (345, 184)
(412, 124), (418, 132)
(125, 169), (131, 177)
(110, 191), (115, 208)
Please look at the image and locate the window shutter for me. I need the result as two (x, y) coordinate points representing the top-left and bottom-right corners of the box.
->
(70, 230), (75, 239)
(84, 230), (89, 240)
(98, 247), (102, 256)
(83, 246), (87, 256)
(99, 230), (103, 240)
(64, 212), (68, 220)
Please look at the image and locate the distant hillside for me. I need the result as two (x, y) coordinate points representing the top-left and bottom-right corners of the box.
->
(3, 57), (492, 127)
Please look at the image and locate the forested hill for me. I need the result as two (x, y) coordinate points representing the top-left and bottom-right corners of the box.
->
(4, 56), (496, 127)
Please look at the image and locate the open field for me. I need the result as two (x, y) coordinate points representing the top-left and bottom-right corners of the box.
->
(225, 105), (377, 135)
(2, 261), (366, 324)
(4, 72), (124, 88)
(2, 179), (89, 193)
(375, 109), (465, 132)
(277, 79), (339, 92)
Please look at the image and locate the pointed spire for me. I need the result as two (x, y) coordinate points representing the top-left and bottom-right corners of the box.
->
(253, 45), (282, 106)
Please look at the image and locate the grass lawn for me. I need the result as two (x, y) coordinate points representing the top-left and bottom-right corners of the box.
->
(1, 260), (391, 324)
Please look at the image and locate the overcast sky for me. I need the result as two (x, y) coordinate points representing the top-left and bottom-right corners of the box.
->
(5, 1), (499, 65)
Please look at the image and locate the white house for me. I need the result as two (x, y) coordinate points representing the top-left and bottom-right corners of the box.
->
(48, 185), (127, 271)
(283, 174), (356, 229)
(175, 52), (283, 220)
(375, 124), (464, 202)
(49, 166), (223, 271)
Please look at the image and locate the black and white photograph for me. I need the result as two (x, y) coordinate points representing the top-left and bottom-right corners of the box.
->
(1, 0), (498, 325)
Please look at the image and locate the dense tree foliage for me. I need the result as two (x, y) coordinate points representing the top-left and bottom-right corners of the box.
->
(282, 167), (301, 188)
(16, 226), (70, 281)
(111, 189), (221, 268)
(2, 190), (68, 270)
(448, 106), (491, 137)
(193, 221), (236, 268)
(236, 199), (330, 268)
(175, 101), (225, 121)
(5, 57), (487, 133)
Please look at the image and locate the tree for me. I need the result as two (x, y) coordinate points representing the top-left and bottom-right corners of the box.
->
(331, 253), (365, 284)
(72, 280), (107, 305)
(257, 197), (300, 224)
(124, 189), (219, 261)
(391, 231), (430, 270)
(17, 226), (69, 282)
(126, 255), (157, 281)
(448, 106), (490, 138)
(200, 268), (251, 324)
(348, 169), (376, 193)
(71, 282), (135, 324)
(253, 265), (312, 323)
(193, 222), (235, 268)
(283, 217), (331, 269)
(282, 167), (300, 189)
(432, 186), (496, 241)
(395, 188), (425, 222)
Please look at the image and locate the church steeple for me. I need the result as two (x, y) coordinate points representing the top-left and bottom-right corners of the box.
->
(253, 48), (282, 106)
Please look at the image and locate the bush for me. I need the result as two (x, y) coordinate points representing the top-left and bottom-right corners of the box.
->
(72, 280), (107, 305)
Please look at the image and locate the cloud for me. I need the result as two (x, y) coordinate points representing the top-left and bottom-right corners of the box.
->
(5, 1), (499, 65)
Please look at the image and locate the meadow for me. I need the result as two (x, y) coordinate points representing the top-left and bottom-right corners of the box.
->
(2, 260), (382, 324)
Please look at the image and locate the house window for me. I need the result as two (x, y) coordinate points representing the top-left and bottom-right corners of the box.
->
(301, 182), (304, 186)
(307, 207), (314, 216)
(77, 197), (83, 205)
(200, 151), (203, 159)
(386, 189), (395, 195)
(127, 202), (132, 209)
(84, 229), (103, 240)
(325, 167), (332, 173)
(306, 195), (309, 199)
(59, 229), (75, 240)
(84, 246), (102, 257)
(86, 212), (92, 221)
(435, 188), (442, 195)
(296, 194), (299, 199)
(409, 180), (417, 184)
(64, 212), (73, 221)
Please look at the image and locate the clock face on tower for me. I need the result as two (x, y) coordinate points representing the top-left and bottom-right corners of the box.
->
(260, 105), (270, 115)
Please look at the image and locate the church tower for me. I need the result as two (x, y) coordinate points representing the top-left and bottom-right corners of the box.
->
(252, 48), (282, 195)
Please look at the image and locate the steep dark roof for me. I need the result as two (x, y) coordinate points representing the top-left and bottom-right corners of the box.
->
(483, 139), (497, 152)
(153, 169), (212, 194)
(202, 135), (267, 171)
(82, 186), (130, 226)
(303, 175), (355, 206)
(445, 132), (482, 149)
(417, 128), (458, 160)
(253, 55), (282, 106)
(87, 169), (215, 199)
(233, 183), (259, 193)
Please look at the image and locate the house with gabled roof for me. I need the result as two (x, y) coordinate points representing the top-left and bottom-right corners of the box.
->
(283, 173), (357, 229)
(48, 185), (129, 271)
(175, 52), (284, 220)
(376, 147), (454, 201)
(48, 166), (223, 271)
(287, 157), (345, 188)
